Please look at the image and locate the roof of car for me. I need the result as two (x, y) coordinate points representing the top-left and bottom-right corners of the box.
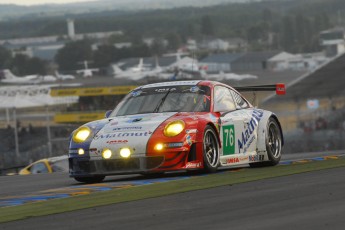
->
(140, 80), (202, 89)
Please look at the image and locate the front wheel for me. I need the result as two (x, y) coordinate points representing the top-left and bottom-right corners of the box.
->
(250, 117), (282, 168)
(74, 176), (105, 184)
(203, 125), (220, 173)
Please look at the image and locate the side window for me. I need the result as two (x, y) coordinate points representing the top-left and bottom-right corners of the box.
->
(30, 162), (49, 174)
(213, 86), (236, 112)
(231, 90), (249, 109)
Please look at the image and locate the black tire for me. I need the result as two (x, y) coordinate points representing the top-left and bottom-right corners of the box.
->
(203, 125), (220, 173)
(250, 117), (282, 168)
(74, 176), (105, 184)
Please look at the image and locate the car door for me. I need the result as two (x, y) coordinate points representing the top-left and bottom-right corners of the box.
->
(213, 85), (249, 165)
(230, 89), (258, 155)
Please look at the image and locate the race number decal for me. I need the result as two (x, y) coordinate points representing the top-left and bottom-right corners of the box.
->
(222, 125), (235, 155)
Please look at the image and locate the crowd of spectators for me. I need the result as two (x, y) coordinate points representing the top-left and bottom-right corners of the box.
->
(0, 124), (77, 175)
(284, 106), (345, 154)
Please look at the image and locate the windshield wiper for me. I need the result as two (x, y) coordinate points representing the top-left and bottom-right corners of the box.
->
(153, 89), (171, 113)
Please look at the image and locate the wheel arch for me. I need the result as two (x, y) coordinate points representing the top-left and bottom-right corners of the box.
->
(269, 114), (284, 146)
(206, 122), (222, 148)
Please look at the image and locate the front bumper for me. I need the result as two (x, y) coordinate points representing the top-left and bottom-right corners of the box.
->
(69, 156), (165, 177)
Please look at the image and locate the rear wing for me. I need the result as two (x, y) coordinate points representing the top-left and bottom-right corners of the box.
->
(234, 83), (286, 95)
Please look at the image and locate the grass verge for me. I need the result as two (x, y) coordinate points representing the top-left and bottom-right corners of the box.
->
(1, 157), (345, 223)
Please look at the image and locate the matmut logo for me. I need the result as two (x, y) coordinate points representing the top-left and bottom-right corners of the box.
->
(238, 110), (263, 151)
(94, 131), (152, 139)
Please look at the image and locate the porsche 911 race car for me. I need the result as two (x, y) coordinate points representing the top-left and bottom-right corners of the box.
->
(69, 80), (285, 183)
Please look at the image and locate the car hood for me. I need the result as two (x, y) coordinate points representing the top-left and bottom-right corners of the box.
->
(89, 112), (177, 158)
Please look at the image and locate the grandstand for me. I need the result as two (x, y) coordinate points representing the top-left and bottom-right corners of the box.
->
(263, 52), (345, 153)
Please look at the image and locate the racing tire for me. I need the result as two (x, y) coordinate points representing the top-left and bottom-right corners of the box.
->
(203, 125), (220, 173)
(74, 176), (105, 184)
(249, 117), (282, 168)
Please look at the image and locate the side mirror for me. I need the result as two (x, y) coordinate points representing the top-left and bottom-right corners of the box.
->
(105, 110), (112, 118)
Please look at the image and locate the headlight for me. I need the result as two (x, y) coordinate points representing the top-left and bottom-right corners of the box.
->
(154, 143), (164, 151)
(72, 126), (91, 143)
(164, 120), (185, 137)
(102, 149), (112, 159)
(120, 148), (131, 158)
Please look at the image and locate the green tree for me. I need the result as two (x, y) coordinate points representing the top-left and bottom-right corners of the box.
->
(8, 54), (46, 75)
(93, 45), (118, 68)
(201, 15), (215, 36)
(150, 38), (165, 56)
(165, 32), (182, 51)
(55, 39), (93, 71)
(281, 16), (296, 51)
(0, 46), (11, 69)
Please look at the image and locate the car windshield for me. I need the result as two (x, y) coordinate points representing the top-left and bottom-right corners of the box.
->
(111, 85), (211, 116)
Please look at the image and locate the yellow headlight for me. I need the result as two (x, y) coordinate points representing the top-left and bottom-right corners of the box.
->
(164, 120), (185, 137)
(102, 149), (112, 159)
(78, 148), (85, 155)
(73, 127), (91, 143)
(154, 143), (164, 151)
(120, 148), (131, 158)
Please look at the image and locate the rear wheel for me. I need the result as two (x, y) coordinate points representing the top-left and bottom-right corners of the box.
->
(203, 125), (220, 173)
(74, 176), (105, 184)
(250, 117), (282, 168)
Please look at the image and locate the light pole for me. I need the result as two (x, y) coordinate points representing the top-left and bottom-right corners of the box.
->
(46, 105), (52, 157)
(13, 107), (20, 160)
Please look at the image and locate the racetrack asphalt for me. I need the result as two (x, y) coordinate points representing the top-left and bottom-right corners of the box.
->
(1, 166), (345, 230)
(1, 151), (343, 198)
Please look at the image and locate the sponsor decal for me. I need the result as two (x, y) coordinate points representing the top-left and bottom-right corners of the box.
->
(144, 81), (199, 88)
(249, 155), (264, 162)
(155, 88), (176, 93)
(185, 162), (202, 168)
(89, 148), (100, 155)
(239, 156), (249, 161)
(126, 115), (152, 123)
(106, 140), (129, 144)
(226, 156), (249, 164)
(186, 129), (198, 134)
(131, 90), (143, 97)
(216, 118), (221, 131)
(186, 135), (192, 146)
(94, 131), (152, 139)
(226, 157), (240, 164)
(113, 126), (142, 131)
(209, 114), (218, 123)
(164, 142), (184, 148)
(238, 110), (263, 153)
(222, 125), (235, 155)
(189, 86), (200, 93)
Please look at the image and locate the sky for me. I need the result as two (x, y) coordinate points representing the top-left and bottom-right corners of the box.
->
(0, 0), (98, 6)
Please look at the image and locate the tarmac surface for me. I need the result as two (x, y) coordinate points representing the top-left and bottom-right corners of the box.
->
(1, 167), (345, 230)
(0, 152), (344, 229)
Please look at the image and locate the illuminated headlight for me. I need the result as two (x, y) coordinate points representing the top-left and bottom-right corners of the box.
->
(78, 148), (85, 155)
(102, 149), (112, 159)
(154, 143), (164, 151)
(120, 148), (131, 158)
(73, 127), (91, 143)
(164, 120), (185, 137)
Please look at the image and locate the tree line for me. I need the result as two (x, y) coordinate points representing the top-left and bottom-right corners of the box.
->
(0, 0), (344, 74)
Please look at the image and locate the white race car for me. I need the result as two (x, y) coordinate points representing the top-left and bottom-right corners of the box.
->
(68, 80), (285, 183)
